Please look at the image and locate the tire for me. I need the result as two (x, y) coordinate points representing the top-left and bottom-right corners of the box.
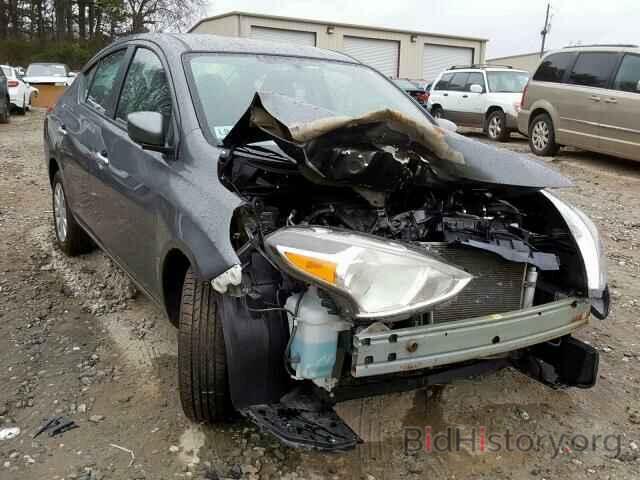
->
(0, 96), (9, 123)
(431, 105), (444, 119)
(51, 171), (93, 256)
(529, 113), (559, 157)
(486, 110), (510, 142)
(179, 268), (232, 423)
(16, 95), (26, 115)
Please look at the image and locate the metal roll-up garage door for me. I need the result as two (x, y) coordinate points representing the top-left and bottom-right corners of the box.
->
(423, 44), (473, 81)
(343, 36), (399, 77)
(250, 26), (316, 46)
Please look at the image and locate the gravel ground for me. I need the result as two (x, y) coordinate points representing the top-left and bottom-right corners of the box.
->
(1, 111), (639, 480)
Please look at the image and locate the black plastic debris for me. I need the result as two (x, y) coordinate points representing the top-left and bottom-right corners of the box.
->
(34, 416), (79, 438)
(241, 388), (360, 451)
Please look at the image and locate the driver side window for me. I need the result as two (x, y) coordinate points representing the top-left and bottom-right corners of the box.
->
(116, 48), (172, 126)
(87, 50), (127, 113)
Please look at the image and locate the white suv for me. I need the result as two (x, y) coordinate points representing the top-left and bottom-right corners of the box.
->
(427, 65), (529, 141)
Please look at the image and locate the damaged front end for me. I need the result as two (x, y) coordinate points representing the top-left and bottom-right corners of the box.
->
(213, 92), (608, 450)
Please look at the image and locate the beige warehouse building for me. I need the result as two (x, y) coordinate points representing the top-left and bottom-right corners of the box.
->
(189, 11), (488, 81)
(487, 51), (547, 74)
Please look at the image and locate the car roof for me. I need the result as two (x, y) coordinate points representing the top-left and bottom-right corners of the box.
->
(558, 45), (640, 55)
(112, 33), (358, 64)
(442, 67), (528, 74)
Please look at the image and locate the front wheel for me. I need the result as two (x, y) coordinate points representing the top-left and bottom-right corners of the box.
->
(486, 110), (510, 142)
(178, 268), (232, 423)
(431, 106), (444, 119)
(529, 113), (559, 156)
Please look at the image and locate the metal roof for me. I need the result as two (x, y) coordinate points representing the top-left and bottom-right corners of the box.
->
(111, 33), (357, 63)
(188, 11), (489, 43)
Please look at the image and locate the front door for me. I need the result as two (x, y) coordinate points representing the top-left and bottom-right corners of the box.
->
(556, 52), (620, 152)
(88, 46), (175, 295)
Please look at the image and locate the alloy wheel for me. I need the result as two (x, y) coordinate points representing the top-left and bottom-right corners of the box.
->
(54, 182), (68, 242)
(488, 115), (502, 140)
(531, 120), (550, 152)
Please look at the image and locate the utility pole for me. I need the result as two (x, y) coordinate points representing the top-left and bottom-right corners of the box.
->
(540, 2), (551, 57)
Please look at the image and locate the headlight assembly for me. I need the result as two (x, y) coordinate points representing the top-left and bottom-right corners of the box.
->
(264, 226), (473, 321)
(542, 191), (608, 317)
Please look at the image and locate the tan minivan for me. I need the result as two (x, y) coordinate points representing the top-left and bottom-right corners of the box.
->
(518, 45), (640, 161)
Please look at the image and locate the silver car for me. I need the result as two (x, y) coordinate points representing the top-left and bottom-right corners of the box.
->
(519, 45), (640, 161)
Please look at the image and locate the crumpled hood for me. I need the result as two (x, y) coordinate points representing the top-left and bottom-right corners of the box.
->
(223, 92), (571, 190)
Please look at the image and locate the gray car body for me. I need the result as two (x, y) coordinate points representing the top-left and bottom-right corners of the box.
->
(44, 34), (584, 409)
(45, 33), (572, 320)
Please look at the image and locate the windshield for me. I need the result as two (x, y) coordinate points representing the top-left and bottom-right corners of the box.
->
(486, 71), (529, 93)
(187, 54), (431, 141)
(26, 63), (68, 77)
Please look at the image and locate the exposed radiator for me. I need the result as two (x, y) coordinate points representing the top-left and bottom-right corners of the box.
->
(420, 243), (527, 323)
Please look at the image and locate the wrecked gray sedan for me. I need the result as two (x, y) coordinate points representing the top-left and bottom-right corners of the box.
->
(44, 34), (609, 451)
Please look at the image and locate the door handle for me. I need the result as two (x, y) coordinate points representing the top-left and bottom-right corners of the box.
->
(462, 94), (469, 98)
(590, 95), (601, 102)
(443, 93), (449, 96)
(604, 98), (618, 104)
(57, 124), (67, 135)
(95, 150), (109, 166)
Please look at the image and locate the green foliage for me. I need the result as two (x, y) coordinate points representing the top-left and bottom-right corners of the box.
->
(0, 39), (108, 69)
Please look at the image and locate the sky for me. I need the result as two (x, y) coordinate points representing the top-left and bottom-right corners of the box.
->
(200, 0), (640, 58)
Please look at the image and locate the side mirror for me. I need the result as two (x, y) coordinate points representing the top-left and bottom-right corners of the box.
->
(469, 84), (483, 94)
(68, 72), (77, 77)
(437, 118), (458, 132)
(127, 111), (172, 154)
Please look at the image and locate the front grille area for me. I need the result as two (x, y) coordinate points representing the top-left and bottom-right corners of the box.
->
(422, 243), (527, 323)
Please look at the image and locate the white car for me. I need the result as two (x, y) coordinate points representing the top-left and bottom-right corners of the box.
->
(427, 65), (529, 141)
(23, 62), (74, 86)
(1, 65), (38, 114)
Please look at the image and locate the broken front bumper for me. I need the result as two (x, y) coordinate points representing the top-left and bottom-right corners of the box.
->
(352, 298), (590, 377)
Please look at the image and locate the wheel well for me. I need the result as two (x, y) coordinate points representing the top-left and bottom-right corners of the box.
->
(529, 108), (550, 129)
(162, 249), (191, 327)
(48, 158), (59, 186)
(485, 106), (504, 119)
(431, 103), (442, 110)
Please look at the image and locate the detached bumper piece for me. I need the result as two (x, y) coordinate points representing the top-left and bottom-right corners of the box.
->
(516, 336), (599, 388)
(241, 389), (360, 451)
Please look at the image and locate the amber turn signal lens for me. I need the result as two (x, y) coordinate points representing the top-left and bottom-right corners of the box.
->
(284, 251), (337, 285)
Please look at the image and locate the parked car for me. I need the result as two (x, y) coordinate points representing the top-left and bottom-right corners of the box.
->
(519, 45), (640, 161)
(0, 66), (9, 123)
(24, 62), (74, 85)
(1, 65), (38, 114)
(45, 33), (608, 451)
(392, 78), (429, 106)
(427, 65), (529, 141)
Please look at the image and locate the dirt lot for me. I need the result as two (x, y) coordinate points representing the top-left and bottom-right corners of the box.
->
(1, 111), (639, 480)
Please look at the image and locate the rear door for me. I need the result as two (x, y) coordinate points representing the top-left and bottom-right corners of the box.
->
(599, 53), (640, 161)
(91, 45), (176, 294)
(443, 72), (470, 123)
(457, 72), (486, 126)
(429, 72), (454, 114)
(559, 52), (620, 151)
(68, 49), (129, 229)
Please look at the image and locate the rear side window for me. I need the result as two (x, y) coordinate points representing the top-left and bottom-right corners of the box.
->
(448, 73), (469, 91)
(465, 72), (485, 92)
(568, 52), (619, 88)
(434, 73), (453, 90)
(116, 48), (172, 123)
(87, 50), (127, 112)
(613, 54), (640, 93)
(533, 52), (575, 83)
